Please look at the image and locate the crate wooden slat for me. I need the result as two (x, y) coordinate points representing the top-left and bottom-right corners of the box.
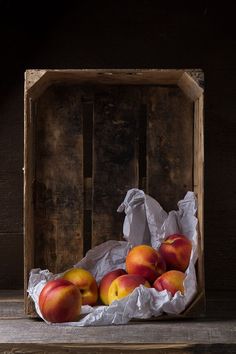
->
(35, 85), (84, 272)
(92, 87), (140, 246)
(146, 86), (194, 211)
(24, 69), (204, 317)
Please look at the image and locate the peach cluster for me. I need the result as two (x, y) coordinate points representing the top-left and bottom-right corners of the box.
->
(39, 268), (98, 323)
(99, 234), (192, 306)
(38, 233), (192, 322)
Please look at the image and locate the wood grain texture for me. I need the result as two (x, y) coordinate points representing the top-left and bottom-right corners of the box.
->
(0, 290), (24, 319)
(0, 88), (23, 233)
(0, 302), (24, 319)
(0, 173), (23, 233)
(24, 92), (35, 314)
(0, 343), (235, 354)
(0, 234), (23, 289)
(0, 318), (235, 344)
(34, 85), (84, 273)
(0, 292), (236, 352)
(194, 95), (205, 294)
(25, 70), (184, 93)
(146, 86), (194, 211)
(178, 72), (203, 101)
(92, 86), (140, 246)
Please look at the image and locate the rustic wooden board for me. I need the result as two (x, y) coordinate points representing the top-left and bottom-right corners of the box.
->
(0, 302), (24, 319)
(92, 86), (141, 246)
(1, 291), (236, 352)
(0, 171), (23, 234)
(0, 233), (23, 289)
(0, 88), (23, 234)
(35, 85), (84, 273)
(25, 70), (184, 91)
(193, 95), (205, 294)
(0, 318), (235, 346)
(0, 343), (235, 354)
(146, 86), (194, 211)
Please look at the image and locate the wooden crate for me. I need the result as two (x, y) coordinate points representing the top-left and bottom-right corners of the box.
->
(24, 69), (204, 317)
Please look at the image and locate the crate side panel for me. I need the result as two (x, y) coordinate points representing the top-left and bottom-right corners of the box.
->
(35, 85), (84, 273)
(24, 95), (36, 315)
(194, 95), (205, 292)
(92, 87), (142, 246)
(146, 86), (194, 211)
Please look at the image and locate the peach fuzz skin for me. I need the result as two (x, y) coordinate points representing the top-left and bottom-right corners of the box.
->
(99, 269), (127, 305)
(39, 279), (82, 323)
(153, 270), (185, 296)
(108, 274), (150, 305)
(126, 245), (166, 283)
(159, 234), (192, 272)
(62, 268), (98, 306)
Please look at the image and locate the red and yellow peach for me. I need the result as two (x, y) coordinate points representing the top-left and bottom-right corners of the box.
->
(62, 268), (98, 306)
(153, 270), (185, 296)
(108, 274), (150, 304)
(39, 279), (82, 323)
(99, 269), (127, 305)
(126, 244), (166, 283)
(159, 234), (192, 272)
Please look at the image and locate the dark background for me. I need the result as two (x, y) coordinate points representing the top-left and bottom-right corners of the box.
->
(0, 1), (235, 297)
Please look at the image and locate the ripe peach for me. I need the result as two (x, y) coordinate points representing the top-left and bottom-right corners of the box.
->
(39, 279), (82, 323)
(99, 269), (127, 305)
(153, 270), (185, 296)
(108, 274), (150, 305)
(62, 268), (98, 306)
(159, 234), (192, 272)
(126, 245), (166, 283)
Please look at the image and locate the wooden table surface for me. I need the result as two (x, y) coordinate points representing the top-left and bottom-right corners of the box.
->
(0, 291), (235, 354)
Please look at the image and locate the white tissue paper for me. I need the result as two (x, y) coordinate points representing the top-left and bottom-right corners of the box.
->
(28, 189), (198, 326)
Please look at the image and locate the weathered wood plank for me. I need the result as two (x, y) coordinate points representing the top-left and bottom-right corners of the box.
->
(178, 71), (204, 101)
(193, 95), (205, 294)
(0, 318), (235, 344)
(0, 302), (24, 319)
(0, 172), (23, 233)
(0, 88), (23, 233)
(83, 102), (93, 255)
(26, 70), (185, 95)
(0, 233), (23, 289)
(34, 85), (84, 273)
(0, 343), (235, 354)
(24, 92), (36, 315)
(0, 290), (23, 300)
(146, 86), (194, 211)
(92, 87), (141, 246)
(0, 291), (236, 352)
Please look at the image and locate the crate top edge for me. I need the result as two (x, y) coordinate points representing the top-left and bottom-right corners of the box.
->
(24, 69), (204, 100)
(24, 68), (204, 72)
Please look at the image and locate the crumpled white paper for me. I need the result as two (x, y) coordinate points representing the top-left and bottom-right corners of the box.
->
(28, 189), (198, 326)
